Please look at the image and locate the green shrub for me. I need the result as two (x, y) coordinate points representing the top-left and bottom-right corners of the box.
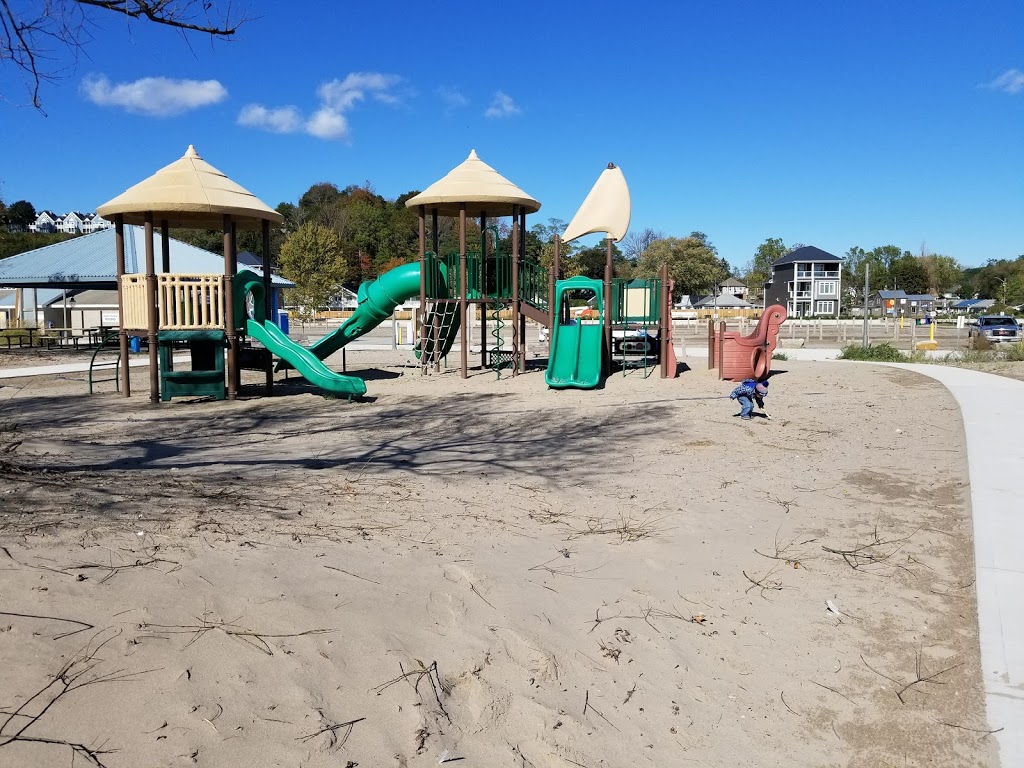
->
(771, 351), (788, 361)
(837, 343), (908, 362)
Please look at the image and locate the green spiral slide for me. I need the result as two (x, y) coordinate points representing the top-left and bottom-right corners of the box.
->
(234, 270), (367, 398)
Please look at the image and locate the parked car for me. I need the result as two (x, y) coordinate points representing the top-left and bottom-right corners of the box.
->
(968, 315), (1021, 343)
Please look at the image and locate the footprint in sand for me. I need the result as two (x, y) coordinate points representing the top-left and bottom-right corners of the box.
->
(490, 626), (559, 683)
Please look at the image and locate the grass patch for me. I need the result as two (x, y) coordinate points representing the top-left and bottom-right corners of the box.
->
(1005, 342), (1024, 362)
(771, 351), (788, 361)
(837, 343), (908, 362)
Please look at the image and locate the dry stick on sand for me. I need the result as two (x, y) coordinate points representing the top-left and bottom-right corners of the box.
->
(297, 716), (366, 746)
(822, 524), (921, 575)
(373, 661), (452, 724)
(0, 610), (94, 640)
(582, 689), (619, 731)
(567, 511), (668, 543)
(137, 615), (334, 656)
(861, 650), (964, 704)
(0, 630), (156, 767)
(933, 720), (1005, 741)
(754, 529), (818, 569)
(743, 563), (785, 599)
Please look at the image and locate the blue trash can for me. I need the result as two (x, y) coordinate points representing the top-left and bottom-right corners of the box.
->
(277, 310), (289, 334)
(129, 336), (142, 353)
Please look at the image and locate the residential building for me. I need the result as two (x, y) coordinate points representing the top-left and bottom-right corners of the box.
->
(29, 211), (112, 234)
(718, 277), (748, 300)
(951, 299), (996, 314)
(870, 290), (935, 317)
(763, 245), (842, 317)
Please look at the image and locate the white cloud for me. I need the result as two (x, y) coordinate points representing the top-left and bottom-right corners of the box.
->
(238, 71), (401, 142)
(305, 107), (350, 141)
(437, 85), (468, 110)
(484, 91), (520, 118)
(81, 75), (227, 116)
(318, 72), (403, 110)
(237, 104), (303, 133)
(983, 68), (1024, 94)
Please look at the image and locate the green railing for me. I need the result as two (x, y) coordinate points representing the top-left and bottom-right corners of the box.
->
(611, 278), (661, 325)
(518, 260), (549, 313)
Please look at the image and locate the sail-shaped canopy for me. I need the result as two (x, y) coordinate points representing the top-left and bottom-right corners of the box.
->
(561, 164), (631, 243)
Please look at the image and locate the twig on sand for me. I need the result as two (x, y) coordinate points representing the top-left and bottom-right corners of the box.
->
(0, 630), (156, 767)
(582, 689), (618, 731)
(567, 512), (668, 543)
(0, 610), (94, 640)
(373, 661), (451, 724)
(861, 651), (963, 704)
(810, 679), (856, 704)
(933, 720), (1004, 741)
(780, 691), (801, 716)
(297, 716), (365, 745)
(138, 614), (334, 656)
(822, 525), (920, 575)
(743, 563), (784, 598)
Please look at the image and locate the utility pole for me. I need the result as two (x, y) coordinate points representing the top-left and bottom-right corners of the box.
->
(862, 263), (870, 347)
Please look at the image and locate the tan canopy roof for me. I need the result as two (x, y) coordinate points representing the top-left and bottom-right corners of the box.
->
(561, 163), (631, 243)
(404, 149), (541, 217)
(98, 145), (283, 230)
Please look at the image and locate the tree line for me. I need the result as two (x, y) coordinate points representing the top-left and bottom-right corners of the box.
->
(4, 188), (1022, 309)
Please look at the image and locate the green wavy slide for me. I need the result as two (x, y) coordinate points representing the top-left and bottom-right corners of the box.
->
(234, 270), (367, 398)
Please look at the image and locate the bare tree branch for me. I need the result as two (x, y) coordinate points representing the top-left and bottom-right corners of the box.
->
(1, 0), (246, 110)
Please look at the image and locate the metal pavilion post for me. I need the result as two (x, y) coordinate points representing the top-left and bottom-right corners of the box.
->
(549, 235), (559, 329)
(459, 203), (468, 378)
(115, 215), (131, 396)
(144, 213), (159, 404)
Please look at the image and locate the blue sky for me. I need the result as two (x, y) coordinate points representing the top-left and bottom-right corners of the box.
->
(1, 1), (1022, 269)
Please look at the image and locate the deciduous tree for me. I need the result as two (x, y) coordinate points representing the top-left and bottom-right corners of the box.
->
(636, 232), (728, 298)
(278, 223), (347, 319)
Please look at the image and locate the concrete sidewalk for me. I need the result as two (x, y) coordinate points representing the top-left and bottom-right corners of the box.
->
(0, 355), (189, 380)
(891, 364), (1024, 768)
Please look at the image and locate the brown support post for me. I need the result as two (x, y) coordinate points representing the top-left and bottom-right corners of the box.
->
(549, 234), (559, 329)
(708, 318), (715, 370)
(480, 213), (487, 369)
(519, 207), (527, 373)
(223, 215), (237, 400)
(459, 204), (468, 379)
(510, 204), (520, 376)
(160, 220), (170, 273)
(115, 215), (131, 397)
(144, 213), (159, 404)
(718, 321), (726, 380)
(660, 264), (669, 378)
(262, 219), (273, 395)
(604, 236), (613, 375)
(418, 206), (427, 374)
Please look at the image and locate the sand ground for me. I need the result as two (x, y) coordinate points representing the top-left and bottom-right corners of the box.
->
(0, 351), (997, 767)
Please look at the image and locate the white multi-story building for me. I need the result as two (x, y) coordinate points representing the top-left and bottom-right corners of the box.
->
(29, 211), (112, 234)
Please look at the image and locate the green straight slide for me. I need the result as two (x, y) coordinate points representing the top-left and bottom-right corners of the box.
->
(234, 270), (366, 398)
(545, 276), (605, 390)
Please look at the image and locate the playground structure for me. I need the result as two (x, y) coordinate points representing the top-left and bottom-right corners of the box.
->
(95, 145), (677, 403)
(707, 304), (787, 381)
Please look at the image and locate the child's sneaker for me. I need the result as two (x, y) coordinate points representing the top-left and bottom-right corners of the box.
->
(740, 416), (752, 420)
